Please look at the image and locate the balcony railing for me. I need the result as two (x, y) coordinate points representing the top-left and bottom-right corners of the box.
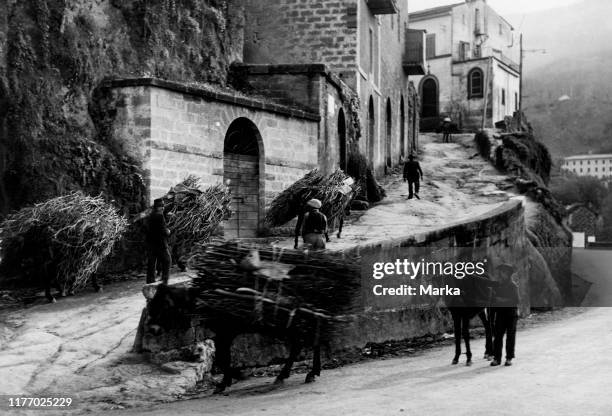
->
(403, 29), (427, 75)
(367, 0), (399, 15)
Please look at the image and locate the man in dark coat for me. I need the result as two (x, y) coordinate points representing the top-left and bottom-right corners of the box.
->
(294, 199), (329, 250)
(491, 263), (520, 367)
(145, 198), (172, 284)
(403, 154), (424, 200)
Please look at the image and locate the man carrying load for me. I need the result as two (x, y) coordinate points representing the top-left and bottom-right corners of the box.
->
(145, 198), (172, 284)
(294, 199), (329, 250)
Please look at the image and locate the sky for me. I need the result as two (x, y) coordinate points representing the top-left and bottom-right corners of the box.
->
(409, 0), (582, 16)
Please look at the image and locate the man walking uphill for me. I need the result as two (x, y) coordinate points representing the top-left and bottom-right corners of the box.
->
(403, 154), (424, 200)
(145, 198), (172, 285)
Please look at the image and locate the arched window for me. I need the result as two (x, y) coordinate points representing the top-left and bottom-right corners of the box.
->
(468, 68), (484, 99)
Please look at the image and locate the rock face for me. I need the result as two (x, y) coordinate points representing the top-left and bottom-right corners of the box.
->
(476, 130), (573, 305)
(0, 0), (244, 214)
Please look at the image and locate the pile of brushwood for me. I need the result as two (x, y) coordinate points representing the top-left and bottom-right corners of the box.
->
(0, 193), (127, 292)
(183, 241), (362, 333)
(134, 176), (233, 263)
(264, 169), (361, 230)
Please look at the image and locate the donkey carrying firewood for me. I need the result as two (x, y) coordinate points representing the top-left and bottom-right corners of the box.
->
(146, 242), (360, 393)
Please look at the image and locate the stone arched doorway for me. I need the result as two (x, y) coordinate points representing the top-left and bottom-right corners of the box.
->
(338, 109), (347, 171)
(223, 118), (264, 238)
(421, 77), (439, 118)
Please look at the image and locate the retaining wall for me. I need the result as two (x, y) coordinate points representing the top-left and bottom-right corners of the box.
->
(137, 199), (528, 368)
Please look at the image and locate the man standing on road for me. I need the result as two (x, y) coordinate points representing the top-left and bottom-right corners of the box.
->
(145, 198), (172, 285)
(403, 154), (424, 200)
(294, 199), (329, 250)
(491, 263), (520, 367)
(442, 117), (453, 143)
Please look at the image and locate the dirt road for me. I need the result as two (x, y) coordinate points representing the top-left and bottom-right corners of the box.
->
(106, 249), (612, 416)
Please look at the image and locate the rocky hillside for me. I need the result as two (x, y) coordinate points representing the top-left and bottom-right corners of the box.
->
(0, 0), (244, 215)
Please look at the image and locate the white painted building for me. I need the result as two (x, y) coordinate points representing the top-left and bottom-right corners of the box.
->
(408, 0), (521, 131)
(562, 154), (612, 180)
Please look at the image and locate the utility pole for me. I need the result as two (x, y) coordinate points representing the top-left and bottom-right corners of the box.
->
(518, 34), (545, 129)
(519, 33), (523, 115)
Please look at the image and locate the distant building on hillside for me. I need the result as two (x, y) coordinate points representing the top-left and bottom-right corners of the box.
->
(408, 0), (521, 131)
(561, 154), (612, 180)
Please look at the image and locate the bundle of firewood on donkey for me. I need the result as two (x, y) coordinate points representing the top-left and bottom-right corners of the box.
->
(165, 240), (363, 391)
(133, 176), (232, 268)
(0, 192), (127, 301)
(188, 241), (362, 329)
(264, 169), (360, 231)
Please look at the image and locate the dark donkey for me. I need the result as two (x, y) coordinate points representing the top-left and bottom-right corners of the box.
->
(147, 242), (360, 393)
(447, 274), (498, 366)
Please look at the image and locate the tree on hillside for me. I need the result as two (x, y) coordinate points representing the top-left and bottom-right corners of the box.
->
(550, 176), (608, 210)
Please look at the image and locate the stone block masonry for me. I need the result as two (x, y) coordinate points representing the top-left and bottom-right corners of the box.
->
(102, 78), (320, 236)
(243, 0), (359, 78)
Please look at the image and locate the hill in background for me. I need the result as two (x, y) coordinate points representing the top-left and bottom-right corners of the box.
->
(507, 0), (612, 158)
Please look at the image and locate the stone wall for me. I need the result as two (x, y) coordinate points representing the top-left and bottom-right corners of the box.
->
(242, 0), (359, 84)
(231, 64), (358, 175)
(101, 78), (320, 235)
(138, 200), (531, 368)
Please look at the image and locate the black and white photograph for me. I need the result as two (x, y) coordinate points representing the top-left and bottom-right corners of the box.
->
(0, 0), (611, 415)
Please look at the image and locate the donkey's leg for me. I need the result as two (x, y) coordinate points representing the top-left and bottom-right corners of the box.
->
(214, 332), (235, 394)
(452, 311), (461, 364)
(305, 345), (321, 383)
(463, 316), (473, 366)
(275, 340), (302, 384)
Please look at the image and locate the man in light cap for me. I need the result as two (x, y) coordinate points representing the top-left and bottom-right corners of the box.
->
(442, 117), (453, 143)
(491, 263), (520, 367)
(144, 198), (172, 284)
(294, 198), (329, 250)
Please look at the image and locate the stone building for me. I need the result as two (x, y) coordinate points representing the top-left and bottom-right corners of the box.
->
(96, 1), (426, 238)
(100, 79), (320, 238)
(241, 0), (424, 175)
(409, 0), (521, 131)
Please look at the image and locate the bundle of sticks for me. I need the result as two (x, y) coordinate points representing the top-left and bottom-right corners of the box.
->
(0, 192), (127, 292)
(264, 169), (360, 230)
(163, 176), (232, 248)
(133, 176), (232, 253)
(187, 241), (362, 331)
